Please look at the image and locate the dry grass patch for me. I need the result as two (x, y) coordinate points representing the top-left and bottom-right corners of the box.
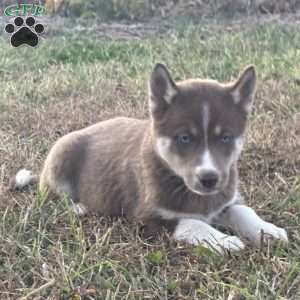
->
(0, 20), (299, 299)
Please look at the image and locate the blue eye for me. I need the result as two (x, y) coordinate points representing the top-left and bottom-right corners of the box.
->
(176, 133), (192, 145)
(221, 133), (233, 143)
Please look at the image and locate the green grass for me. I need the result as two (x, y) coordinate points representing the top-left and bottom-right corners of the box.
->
(0, 23), (299, 107)
(0, 19), (300, 299)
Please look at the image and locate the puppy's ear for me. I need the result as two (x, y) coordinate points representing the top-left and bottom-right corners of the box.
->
(149, 63), (178, 118)
(230, 65), (256, 113)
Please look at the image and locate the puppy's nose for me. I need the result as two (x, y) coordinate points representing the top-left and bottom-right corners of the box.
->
(199, 172), (218, 189)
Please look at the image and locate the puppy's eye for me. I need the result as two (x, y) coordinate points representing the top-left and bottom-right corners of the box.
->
(176, 133), (192, 145)
(221, 132), (233, 143)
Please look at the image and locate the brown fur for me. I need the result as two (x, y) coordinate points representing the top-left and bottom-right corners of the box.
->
(39, 64), (256, 236)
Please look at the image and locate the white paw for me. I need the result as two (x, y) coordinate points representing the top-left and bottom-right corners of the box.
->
(252, 221), (288, 246)
(205, 234), (245, 255)
(173, 219), (245, 255)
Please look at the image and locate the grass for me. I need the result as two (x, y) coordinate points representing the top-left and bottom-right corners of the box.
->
(0, 17), (300, 299)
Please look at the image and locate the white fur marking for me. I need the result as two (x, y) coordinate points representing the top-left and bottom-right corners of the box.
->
(202, 104), (210, 146)
(15, 169), (36, 189)
(232, 89), (240, 104)
(227, 136), (244, 168)
(173, 218), (245, 254)
(235, 136), (244, 157)
(155, 137), (171, 161)
(199, 105), (218, 175)
(196, 150), (218, 174)
(223, 205), (288, 246)
(155, 137), (186, 177)
(72, 203), (88, 216)
(202, 150), (217, 171)
(214, 125), (222, 135)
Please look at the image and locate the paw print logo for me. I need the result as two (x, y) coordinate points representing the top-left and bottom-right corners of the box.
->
(5, 16), (44, 47)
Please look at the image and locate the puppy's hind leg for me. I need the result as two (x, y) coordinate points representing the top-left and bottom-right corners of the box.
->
(39, 164), (88, 216)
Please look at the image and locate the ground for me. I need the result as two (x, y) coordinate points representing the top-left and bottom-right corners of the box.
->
(0, 11), (300, 300)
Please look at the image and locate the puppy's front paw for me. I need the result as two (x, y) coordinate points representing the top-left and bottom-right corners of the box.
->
(173, 219), (245, 256)
(253, 222), (288, 246)
(208, 235), (245, 255)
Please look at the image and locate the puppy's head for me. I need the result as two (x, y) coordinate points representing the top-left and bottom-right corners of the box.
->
(149, 63), (256, 195)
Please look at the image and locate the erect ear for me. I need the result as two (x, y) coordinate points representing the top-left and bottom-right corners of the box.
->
(230, 65), (256, 113)
(149, 63), (178, 117)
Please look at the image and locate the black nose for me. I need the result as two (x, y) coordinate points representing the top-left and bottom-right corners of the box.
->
(200, 172), (218, 189)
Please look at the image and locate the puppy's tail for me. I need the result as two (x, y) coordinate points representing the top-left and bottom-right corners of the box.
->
(9, 168), (38, 191)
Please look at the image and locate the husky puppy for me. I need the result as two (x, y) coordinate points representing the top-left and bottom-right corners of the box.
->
(13, 64), (288, 254)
